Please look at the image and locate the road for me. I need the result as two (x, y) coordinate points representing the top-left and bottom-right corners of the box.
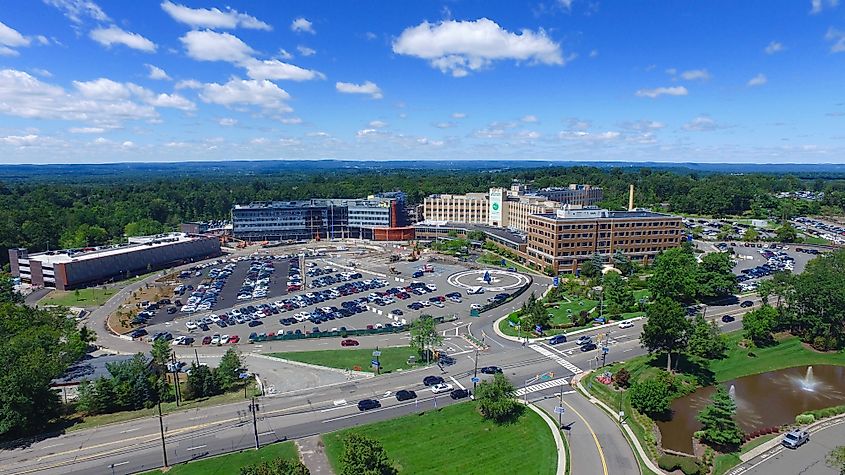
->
(3, 247), (762, 475)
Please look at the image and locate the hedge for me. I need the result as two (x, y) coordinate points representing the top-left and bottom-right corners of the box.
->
(657, 454), (703, 475)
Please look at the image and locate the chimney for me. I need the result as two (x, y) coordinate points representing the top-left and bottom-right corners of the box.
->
(628, 184), (635, 211)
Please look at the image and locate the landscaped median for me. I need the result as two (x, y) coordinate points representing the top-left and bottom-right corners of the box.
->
(269, 346), (425, 374)
(139, 440), (298, 475)
(321, 401), (559, 474)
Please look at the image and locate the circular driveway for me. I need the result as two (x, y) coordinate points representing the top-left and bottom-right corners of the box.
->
(446, 269), (530, 292)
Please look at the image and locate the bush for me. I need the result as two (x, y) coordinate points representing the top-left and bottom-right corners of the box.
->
(658, 455), (703, 475)
(614, 367), (631, 389)
(693, 430), (705, 440)
(795, 413), (815, 425)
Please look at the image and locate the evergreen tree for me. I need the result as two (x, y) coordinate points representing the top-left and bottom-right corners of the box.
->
(697, 386), (743, 449)
(339, 433), (398, 475)
(216, 347), (243, 390)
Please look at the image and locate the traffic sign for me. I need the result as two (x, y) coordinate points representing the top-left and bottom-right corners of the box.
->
(602, 347), (609, 354)
(471, 377), (480, 383)
(371, 360), (380, 367)
(553, 276), (559, 287)
(372, 350), (382, 357)
(554, 406), (566, 415)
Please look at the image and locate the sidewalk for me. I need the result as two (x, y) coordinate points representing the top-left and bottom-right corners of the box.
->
(296, 435), (335, 475)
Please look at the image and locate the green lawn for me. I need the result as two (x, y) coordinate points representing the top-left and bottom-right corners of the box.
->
(322, 402), (557, 475)
(799, 234), (831, 245)
(713, 434), (778, 475)
(40, 287), (117, 307)
(269, 346), (424, 374)
(140, 440), (298, 475)
(477, 251), (538, 275)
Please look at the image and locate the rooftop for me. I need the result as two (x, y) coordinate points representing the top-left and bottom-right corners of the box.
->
(31, 232), (202, 265)
(51, 354), (148, 387)
(414, 220), (526, 244)
(534, 208), (675, 221)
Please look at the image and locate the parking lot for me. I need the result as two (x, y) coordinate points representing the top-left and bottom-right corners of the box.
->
(728, 243), (819, 292)
(134, 245), (530, 349)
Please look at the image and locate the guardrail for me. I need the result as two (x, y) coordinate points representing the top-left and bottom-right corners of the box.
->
(479, 278), (533, 314)
(249, 324), (406, 343)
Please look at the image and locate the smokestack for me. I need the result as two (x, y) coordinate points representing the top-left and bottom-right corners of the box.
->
(628, 184), (635, 211)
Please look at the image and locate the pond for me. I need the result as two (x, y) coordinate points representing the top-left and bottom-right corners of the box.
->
(656, 365), (845, 454)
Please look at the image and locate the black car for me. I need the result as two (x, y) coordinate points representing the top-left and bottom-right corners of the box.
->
(740, 300), (754, 308)
(423, 375), (445, 386)
(395, 390), (417, 401)
(248, 320), (263, 327)
(450, 389), (470, 400)
(129, 328), (148, 338)
(480, 366), (503, 374)
(580, 342), (598, 352)
(721, 315), (736, 323)
(357, 399), (381, 411)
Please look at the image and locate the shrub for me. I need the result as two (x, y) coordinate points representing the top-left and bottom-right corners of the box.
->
(795, 413), (815, 425)
(614, 367), (631, 389)
(693, 430), (705, 440)
(658, 454), (703, 475)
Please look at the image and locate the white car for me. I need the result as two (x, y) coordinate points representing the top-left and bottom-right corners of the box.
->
(210, 334), (221, 345)
(171, 335), (186, 346)
(209, 315), (221, 323)
(618, 320), (635, 329)
(430, 383), (453, 394)
(220, 334), (230, 343)
(470, 303), (483, 310)
(186, 320), (198, 330)
(425, 284), (437, 292)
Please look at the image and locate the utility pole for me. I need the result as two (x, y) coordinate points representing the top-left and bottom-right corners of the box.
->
(558, 383), (565, 429)
(157, 402), (168, 468)
(472, 347), (479, 394)
(249, 397), (260, 450)
(171, 351), (181, 406)
(375, 346), (381, 375)
(194, 348), (200, 366)
(601, 331), (610, 368)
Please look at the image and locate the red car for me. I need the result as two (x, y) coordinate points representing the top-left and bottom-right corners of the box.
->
(341, 339), (359, 347)
(229, 335), (240, 344)
(202, 336), (212, 345)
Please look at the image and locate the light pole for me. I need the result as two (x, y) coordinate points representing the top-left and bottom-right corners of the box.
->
(157, 401), (168, 468)
(170, 351), (181, 407)
(472, 347), (479, 394)
(558, 383), (565, 429)
(249, 397), (260, 450)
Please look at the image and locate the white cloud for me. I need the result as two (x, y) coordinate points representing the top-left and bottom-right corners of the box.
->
(433, 121), (455, 128)
(73, 77), (196, 110)
(180, 30), (254, 62)
(280, 117), (302, 125)
(635, 86), (688, 98)
(122, 140), (134, 148)
(0, 134), (39, 146)
(557, 130), (620, 141)
(69, 127), (105, 133)
(683, 115), (721, 131)
(277, 48), (293, 60)
(0, 22), (30, 54)
(356, 128), (379, 137)
(451, 112), (466, 119)
(619, 120), (665, 131)
(747, 73), (767, 87)
(160, 1), (271, 30)
(589, 49), (599, 58)
(0, 46), (19, 57)
(368, 120), (388, 128)
(291, 18), (314, 34)
(810, 0), (839, 14)
(218, 117), (237, 126)
(336, 81), (383, 99)
(146, 64), (170, 80)
(392, 18), (565, 77)
(521, 114), (539, 123)
(826, 27), (845, 53)
(243, 59), (324, 81)
(31, 68), (53, 77)
(365, 32), (377, 41)
(43, 0), (109, 24)
(146, 92), (195, 110)
(297, 45), (316, 56)
(765, 41), (784, 54)
(199, 77), (291, 111)
(680, 69), (710, 81)
(93, 137), (109, 144)
(90, 26), (156, 52)
(175, 79), (202, 89)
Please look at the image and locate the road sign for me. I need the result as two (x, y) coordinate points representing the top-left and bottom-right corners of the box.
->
(372, 350), (382, 357)
(554, 406), (566, 415)
(471, 377), (480, 383)
(553, 276), (559, 287)
(602, 347), (609, 354)
(371, 360), (380, 367)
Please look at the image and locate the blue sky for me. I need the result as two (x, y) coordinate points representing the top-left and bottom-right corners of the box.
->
(0, 0), (844, 164)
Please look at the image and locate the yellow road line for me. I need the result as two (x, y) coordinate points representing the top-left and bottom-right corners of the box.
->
(562, 399), (609, 475)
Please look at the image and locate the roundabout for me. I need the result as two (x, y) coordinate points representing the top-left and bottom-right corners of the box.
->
(446, 268), (531, 292)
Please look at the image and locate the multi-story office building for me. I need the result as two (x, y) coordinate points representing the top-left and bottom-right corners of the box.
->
(232, 192), (412, 242)
(535, 184), (603, 206)
(422, 192), (490, 225)
(9, 233), (221, 290)
(525, 207), (685, 273)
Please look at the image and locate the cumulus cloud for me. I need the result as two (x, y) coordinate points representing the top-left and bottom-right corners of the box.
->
(392, 18), (564, 77)
(218, 117), (237, 126)
(635, 86), (688, 98)
(296, 45), (316, 56)
(199, 77), (291, 111)
(291, 18), (314, 34)
(0, 134), (39, 146)
(433, 121), (455, 128)
(145, 64), (170, 80)
(368, 120), (388, 128)
(810, 0), (839, 14)
(243, 59), (324, 81)
(69, 127), (105, 133)
(747, 73), (767, 87)
(0, 21), (31, 56)
(175, 79), (202, 89)
(43, 0), (109, 24)
(557, 130), (621, 141)
(618, 120), (665, 131)
(161, 1), (271, 30)
(451, 112), (466, 119)
(826, 27), (845, 53)
(90, 26), (156, 52)
(180, 30), (253, 62)
(683, 115), (722, 131)
(73, 77), (196, 110)
(521, 114), (539, 123)
(765, 41), (784, 54)
(680, 69), (710, 81)
(336, 81), (383, 99)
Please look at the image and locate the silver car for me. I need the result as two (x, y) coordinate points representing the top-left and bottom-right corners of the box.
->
(781, 429), (809, 449)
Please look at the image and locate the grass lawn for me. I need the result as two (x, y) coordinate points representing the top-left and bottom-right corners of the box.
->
(40, 287), (117, 307)
(140, 440), (298, 475)
(322, 402), (557, 475)
(477, 251), (538, 275)
(799, 234), (831, 245)
(65, 383), (260, 433)
(269, 346), (424, 374)
(712, 434), (778, 475)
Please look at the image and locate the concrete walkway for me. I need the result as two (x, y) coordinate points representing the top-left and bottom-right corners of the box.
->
(523, 402), (568, 475)
(296, 435), (335, 475)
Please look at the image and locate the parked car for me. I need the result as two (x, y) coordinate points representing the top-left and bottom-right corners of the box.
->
(129, 329), (148, 338)
(202, 336), (212, 345)
(480, 366), (502, 374)
(340, 339), (359, 347)
(740, 300), (754, 308)
(423, 375), (445, 386)
(430, 383), (453, 394)
(575, 336), (592, 346)
(618, 320), (635, 329)
(357, 399), (381, 411)
(549, 334), (567, 345)
(395, 389), (417, 401)
(450, 388), (470, 400)
(781, 429), (809, 449)
(721, 315), (736, 323)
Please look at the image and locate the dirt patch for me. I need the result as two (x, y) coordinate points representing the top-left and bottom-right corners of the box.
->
(108, 278), (178, 334)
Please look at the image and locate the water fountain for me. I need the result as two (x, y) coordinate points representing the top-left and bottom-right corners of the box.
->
(728, 384), (736, 401)
(799, 366), (818, 392)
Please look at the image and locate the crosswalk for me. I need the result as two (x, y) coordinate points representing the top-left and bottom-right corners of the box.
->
(529, 344), (584, 375)
(514, 377), (570, 396)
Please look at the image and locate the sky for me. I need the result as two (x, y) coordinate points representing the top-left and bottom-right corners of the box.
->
(0, 0), (844, 164)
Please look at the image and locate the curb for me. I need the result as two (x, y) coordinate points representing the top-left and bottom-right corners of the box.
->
(572, 371), (666, 475)
(738, 412), (845, 463)
(493, 315), (646, 344)
(249, 352), (374, 378)
(523, 401), (567, 475)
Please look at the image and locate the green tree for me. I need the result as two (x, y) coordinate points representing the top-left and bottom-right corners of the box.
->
(826, 446), (845, 475)
(640, 297), (692, 371)
(409, 315), (442, 360)
(648, 247), (698, 303)
(240, 457), (310, 475)
(612, 250), (636, 276)
(580, 254), (603, 279)
(603, 272), (635, 316)
(466, 230), (486, 242)
(0, 272), (23, 304)
(184, 363), (221, 400)
(629, 376), (672, 417)
(688, 314), (727, 360)
(775, 223), (798, 243)
(743, 227), (759, 242)
(215, 347), (244, 391)
(697, 386), (743, 449)
(783, 250), (845, 349)
(697, 252), (737, 299)
(124, 218), (166, 237)
(742, 305), (778, 347)
(339, 433), (398, 475)
(475, 373), (521, 423)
